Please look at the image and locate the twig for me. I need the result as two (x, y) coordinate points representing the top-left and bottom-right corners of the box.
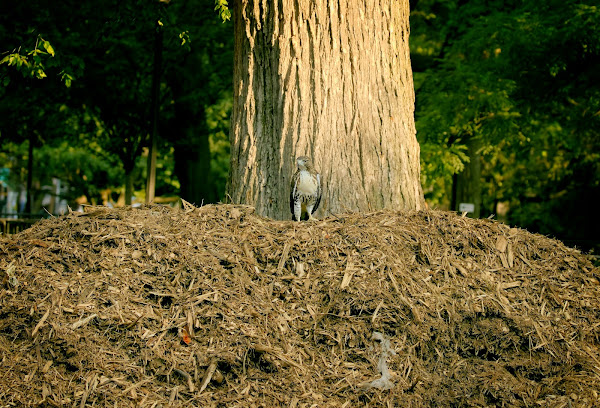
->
(254, 344), (303, 369)
(277, 242), (292, 275)
(198, 359), (218, 394)
(120, 378), (153, 396)
(72, 313), (97, 330)
(32, 307), (51, 337)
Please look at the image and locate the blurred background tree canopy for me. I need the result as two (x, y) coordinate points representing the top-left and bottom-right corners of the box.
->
(0, 0), (232, 209)
(411, 0), (600, 253)
(0, 0), (598, 253)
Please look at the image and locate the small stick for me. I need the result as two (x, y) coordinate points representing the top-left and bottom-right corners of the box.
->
(72, 314), (98, 330)
(120, 378), (153, 396)
(32, 308), (51, 337)
(277, 242), (292, 275)
(198, 359), (218, 394)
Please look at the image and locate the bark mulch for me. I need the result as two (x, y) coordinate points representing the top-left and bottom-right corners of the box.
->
(1, 203), (599, 407)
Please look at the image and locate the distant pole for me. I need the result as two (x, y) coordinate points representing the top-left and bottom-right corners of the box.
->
(146, 19), (163, 205)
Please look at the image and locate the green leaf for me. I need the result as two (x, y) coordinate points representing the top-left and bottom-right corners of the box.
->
(16, 55), (29, 68)
(42, 40), (55, 57)
(179, 31), (190, 47)
(34, 67), (47, 79)
(60, 71), (73, 88)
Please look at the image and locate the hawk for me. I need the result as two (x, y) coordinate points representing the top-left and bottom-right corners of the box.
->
(290, 156), (321, 221)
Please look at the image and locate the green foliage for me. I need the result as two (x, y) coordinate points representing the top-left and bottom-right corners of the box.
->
(412, 0), (600, 250)
(0, 34), (76, 88)
(36, 141), (124, 206)
(214, 0), (231, 23)
(207, 93), (232, 200)
(0, 0), (233, 212)
(179, 30), (191, 48)
(0, 137), (124, 211)
(1, 36), (49, 81)
(160, 0), (233, 203)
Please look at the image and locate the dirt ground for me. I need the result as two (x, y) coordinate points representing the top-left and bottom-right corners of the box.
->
(1, 204), (599, 407)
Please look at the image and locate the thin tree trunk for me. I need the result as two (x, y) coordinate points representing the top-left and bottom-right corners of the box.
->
(25, 132), (34, 215)
(228, 0), (424, 220)
(146, 20), (163, 205)
(169, 53), (215, 206)
(451, 136), (481, 217)
(172, 105), (213, 206)
(125, 169), (134, 206)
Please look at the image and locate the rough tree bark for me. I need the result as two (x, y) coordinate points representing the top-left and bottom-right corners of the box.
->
(228, 0), (425, 220)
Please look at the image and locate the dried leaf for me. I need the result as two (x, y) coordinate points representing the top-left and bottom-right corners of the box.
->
(181, 324), (192, 345)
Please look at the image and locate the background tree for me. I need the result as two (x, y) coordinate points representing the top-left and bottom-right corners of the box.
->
(0, 0), (146, 209)
(162, 0), (233, 205)
(411, 0), (600, 252)
(77, 0), (168, 205)
(228, 0), (425, 220)
(0, 0), (232, 212)
(0, 2), (76, 213)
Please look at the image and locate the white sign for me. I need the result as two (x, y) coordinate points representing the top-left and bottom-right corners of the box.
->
(459, 203), (475, 213)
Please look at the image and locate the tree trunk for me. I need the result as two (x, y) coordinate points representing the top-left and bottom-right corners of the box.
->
(125, 168), (134, 206)
(25, 132), (34, 215)
(146, 20), (163, 205)
(451, 136), (481, 218)
(172, 105), (214, 206)
(168, 37), (217, 206)
(174, 143), (213, 206)
(228, 0), (425, 220)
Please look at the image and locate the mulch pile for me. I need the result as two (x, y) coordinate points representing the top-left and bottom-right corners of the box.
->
(1, 204), (599, 407)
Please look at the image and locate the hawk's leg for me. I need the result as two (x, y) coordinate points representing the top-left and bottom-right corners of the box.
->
(293, 201), (302, 222)
(306, 204), (318, 221)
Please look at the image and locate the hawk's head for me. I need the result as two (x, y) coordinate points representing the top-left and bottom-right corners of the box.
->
(296, 156), (313, 171)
